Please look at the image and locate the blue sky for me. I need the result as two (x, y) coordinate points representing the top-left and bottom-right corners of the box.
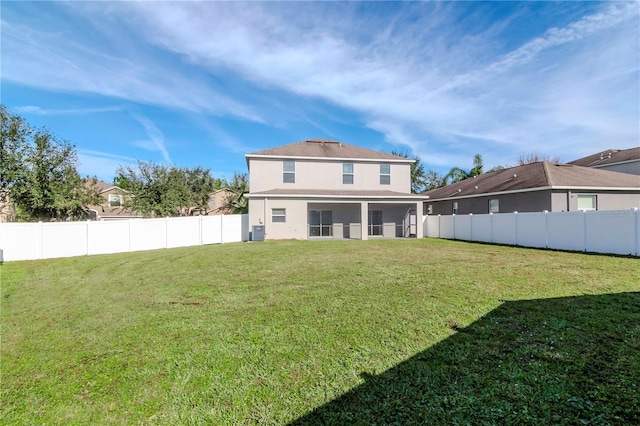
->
(2, 1), (638, 183)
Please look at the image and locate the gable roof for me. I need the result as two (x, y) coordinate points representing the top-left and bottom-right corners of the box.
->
(422, 162), (640, 201)
(246, 139), (414, 162)
(85, 179), (130, 194)
(568, 147), (640, 168)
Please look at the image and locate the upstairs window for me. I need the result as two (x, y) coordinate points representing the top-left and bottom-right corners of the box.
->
(283, 161), (295, 183)
(343, 163), (354, 184)
(380, 164), (391, 185)
(108, 194), (123, 207)
(489, 199), (499, 213)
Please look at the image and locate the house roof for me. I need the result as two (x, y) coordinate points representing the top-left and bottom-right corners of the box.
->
(422, 162), (640, 201)
(246, 139), (414, 162)
(85, 179), (130, 194)
(245, 188), (423, 199)
(568, 147), (640, 167)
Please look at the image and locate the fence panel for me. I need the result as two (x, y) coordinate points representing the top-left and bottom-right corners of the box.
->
(0, 223), (42, 261)
(471, 214), (492, 243)
(440, 216), (455, 239)
(585, 210), (637, 255)
(424, 215), (440, 238)
(130, 218), (168, 252)
(454, 215), (472, 241)
(42, 222), (88, 259)
(222, 215), (244, 243)
(492, 213), (517, 245)
(88, 220), (130, 255)
(547, 211), (585, 252)
(167, 217), (201, 248)
(516, 212), (547, 248)
(201, 216), (222, 244)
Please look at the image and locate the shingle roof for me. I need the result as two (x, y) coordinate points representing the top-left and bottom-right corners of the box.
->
(246, 139), (413, 162)
(568, 147), (640, 167)
(422, 162), (640, 200)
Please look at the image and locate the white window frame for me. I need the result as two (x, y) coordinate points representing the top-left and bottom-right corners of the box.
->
(577, 194), (597, 211)
(380, 164), (391, 185)
(489, 199), (499, 214)
(283, 161), (295, 184)
(108, 194), (123, 207)
(343, 163), (354, 185)
(271, 208), (286, 223)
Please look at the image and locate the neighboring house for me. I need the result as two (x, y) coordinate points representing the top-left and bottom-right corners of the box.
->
(85, 180), (143, 220)
(190, 188), (236, 216)
(568, 147), (640, 175)
(244, 139), (424, 240)
(423, 162), (640, 215)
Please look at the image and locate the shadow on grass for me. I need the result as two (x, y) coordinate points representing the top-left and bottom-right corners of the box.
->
(291, 292), (640, 425)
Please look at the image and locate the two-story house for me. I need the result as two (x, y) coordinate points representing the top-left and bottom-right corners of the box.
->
(244, 139), (424, 240)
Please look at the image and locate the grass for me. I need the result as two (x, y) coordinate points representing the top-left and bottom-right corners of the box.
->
(1, 239), (638, 425)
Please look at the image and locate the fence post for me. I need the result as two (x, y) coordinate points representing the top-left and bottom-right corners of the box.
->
(165, 217), (169, 248)
(544, 211), (549, 248)
(489, 213), (493, 243)
(39, 221), (44, 259)
(634, 208), (639, 257)
(583, 210), (588, 252)
(86, 220), (91, 256)
(128, 219), (133, 252)
(514, 211), (518, 246)
(469, 213), (473, 241)
(220, 214), (224, 244)
(438, 214), (441, 238)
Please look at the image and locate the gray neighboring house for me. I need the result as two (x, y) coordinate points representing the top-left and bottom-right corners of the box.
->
(245, 139), (424, 240)
(568, 147), (640, 175)
(423, 162), (640, 215)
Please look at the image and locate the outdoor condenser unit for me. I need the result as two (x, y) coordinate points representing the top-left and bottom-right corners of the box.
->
(251, 225), (265, 241)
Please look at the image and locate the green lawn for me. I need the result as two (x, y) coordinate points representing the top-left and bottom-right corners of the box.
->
(1, 239), (638, 425)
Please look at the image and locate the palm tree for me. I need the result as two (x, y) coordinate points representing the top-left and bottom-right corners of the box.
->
(443, 154), (484, 185)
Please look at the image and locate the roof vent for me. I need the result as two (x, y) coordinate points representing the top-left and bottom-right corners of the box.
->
(474, 185), (478, 189)
(513, 174), (517, 178)
(458, 188), (462, 192)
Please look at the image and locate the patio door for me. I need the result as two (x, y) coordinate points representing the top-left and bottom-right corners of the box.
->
(309, 210), (333, 237)
(368, 210), (383, 236)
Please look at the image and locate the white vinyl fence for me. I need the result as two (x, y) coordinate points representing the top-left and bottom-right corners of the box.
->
(423, 209), (640, 257)
(0, 215), (249, 262)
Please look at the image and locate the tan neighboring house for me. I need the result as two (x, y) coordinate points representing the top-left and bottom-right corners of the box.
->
(568, 147), (640, 175)
(190, 188), (236, 216)
(86, 180), (143, 220)
(423, 162), (640, 215)
(244, 139), (424, 240)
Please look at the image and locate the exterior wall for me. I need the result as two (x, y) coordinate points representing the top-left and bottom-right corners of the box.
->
(564, 190), (640, 211)
(595, 161), (640, 175)
(427, 189), (640, 216)
(249, 198), (309, 240)
(425, 190), (552, 215)
(249, 158), (411, 193)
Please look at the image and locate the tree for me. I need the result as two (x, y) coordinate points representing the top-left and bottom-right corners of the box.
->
(423, 169), (445, 191)
(114, 161), (221, 217)
(1, 105), (99, 221)
(517, 153), (561, 165)
(443, 153), (484, 185)
(224, 172), (249, 214)
(391, 149), (428, 194)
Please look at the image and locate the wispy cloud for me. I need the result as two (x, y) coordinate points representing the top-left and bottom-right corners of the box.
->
(2, 2), (638, 170)
(131, 114), (172, 164)
(13, 105), (122, 116)
(77, 149), (137, 181)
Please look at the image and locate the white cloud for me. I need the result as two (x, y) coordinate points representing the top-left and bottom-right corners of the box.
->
(13, 105), (122, 116)
(130, 114), (172, 164)
(78, 150), (136, 182)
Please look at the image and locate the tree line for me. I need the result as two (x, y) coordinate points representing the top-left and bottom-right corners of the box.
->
(1, 106), (247, 222)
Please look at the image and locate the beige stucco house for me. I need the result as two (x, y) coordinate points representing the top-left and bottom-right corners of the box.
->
(85, 181), (143, 220)
(245, 139), (424, 240)
(423, 162), (640, 215)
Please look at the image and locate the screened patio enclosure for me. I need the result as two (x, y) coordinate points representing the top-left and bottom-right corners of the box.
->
(307, 202), (418, 239)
